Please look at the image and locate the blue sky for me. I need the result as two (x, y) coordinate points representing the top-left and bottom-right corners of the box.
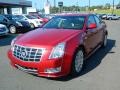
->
(29, 0), (120, 9)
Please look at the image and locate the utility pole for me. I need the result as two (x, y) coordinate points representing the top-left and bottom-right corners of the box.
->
(89, 0), (91, 12)
(112, 0), (115, 14)
(54, 0), (56, 7)
(76, 1), (79, 12)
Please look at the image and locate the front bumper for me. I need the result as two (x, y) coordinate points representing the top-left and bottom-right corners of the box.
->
(34, 24), (41, 28)
(8, 50), (67, 78)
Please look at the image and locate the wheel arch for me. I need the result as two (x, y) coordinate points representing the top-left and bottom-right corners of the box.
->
(8, 24), (14, 28)
(70, 44), (86, 67)
(69, 44), (85, 76)
(75, 44), (87, 57)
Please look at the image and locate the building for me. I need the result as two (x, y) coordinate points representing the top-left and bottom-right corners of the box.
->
(0, 0), (32, 14)
(26, 7), (37, 14)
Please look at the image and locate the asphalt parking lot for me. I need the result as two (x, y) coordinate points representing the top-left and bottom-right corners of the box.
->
(0, 20), (120, 90)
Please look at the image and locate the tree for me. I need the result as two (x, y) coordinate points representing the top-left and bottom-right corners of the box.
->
(105, 3), (111, 9)
(116, 1), (120, 9)
(50, 7), (59, 13)
(118, 1), (120, 6)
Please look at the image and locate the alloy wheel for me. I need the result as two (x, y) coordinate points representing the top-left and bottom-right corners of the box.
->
(9, 25), (16, 34)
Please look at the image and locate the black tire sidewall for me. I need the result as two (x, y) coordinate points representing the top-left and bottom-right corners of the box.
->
(101, 34), (107, 48)
(71, 48), (84, 76)
(109, 18), (112, 20)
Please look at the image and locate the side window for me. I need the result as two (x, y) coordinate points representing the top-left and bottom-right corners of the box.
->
(0, 15), (4, 22)
(87, 15), (96, 27)
(94, 16), (101, 27)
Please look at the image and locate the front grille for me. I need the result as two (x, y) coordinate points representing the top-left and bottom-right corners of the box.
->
(13, 44), (45, 62)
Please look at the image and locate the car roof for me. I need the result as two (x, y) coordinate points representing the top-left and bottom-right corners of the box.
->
(56, 13), (94, 17)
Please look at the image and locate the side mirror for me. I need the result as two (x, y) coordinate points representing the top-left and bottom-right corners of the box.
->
(87, 23), (97, 29)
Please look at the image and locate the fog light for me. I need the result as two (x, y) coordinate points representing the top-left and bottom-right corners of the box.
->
(45, 67), (61, 74)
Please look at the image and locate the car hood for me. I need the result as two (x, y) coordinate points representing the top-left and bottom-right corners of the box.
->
(17, 20), (30, 26)
(33, 19), (42, 22)
(25, 19), (39, 23)
(15, 28), (81, 47)
(27, 19), (39, 21)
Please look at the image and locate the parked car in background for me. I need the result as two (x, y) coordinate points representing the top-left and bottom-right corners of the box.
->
(106, 14), (120, 20)
(0, 24), (9, 36)
(101, 14), (107, 19)
(8, 14), (108, 78)
(95, 14), (105, 19)
(0, 14), (31, 34)
(31, 14), (49, 24)
(14, 15), (42, 29)
(45, 14), (55, 19)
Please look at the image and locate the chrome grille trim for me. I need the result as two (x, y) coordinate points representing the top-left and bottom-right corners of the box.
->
(13, 44), (45, 62)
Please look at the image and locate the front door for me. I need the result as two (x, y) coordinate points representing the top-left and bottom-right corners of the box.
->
(84, 15), (98, 54)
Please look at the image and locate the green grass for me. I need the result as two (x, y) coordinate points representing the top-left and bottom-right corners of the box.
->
(94, 9), (120, 15)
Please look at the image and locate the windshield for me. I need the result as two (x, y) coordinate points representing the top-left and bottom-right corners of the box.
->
(25, 15), (37, 19)
(4, 15), (12, 20)
(43, 16), (85, 30)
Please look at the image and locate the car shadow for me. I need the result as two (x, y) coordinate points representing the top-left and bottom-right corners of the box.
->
(51, 39), (116, 81)
(0, 34), (18, 47)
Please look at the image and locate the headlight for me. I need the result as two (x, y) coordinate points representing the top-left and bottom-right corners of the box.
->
(49, 42), (66, 59)
(16, 22), (23, 26)
(11, 38), (17, 51)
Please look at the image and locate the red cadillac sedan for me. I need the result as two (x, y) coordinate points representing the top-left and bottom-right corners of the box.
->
(8, 14), (108, 78)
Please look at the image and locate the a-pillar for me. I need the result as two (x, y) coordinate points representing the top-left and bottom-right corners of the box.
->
(22, 7), (27, 14)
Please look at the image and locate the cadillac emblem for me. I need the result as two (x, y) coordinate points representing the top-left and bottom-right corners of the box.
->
(21, 50), (27, 58)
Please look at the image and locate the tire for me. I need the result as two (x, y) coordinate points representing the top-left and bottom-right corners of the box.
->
(101, 34), (107, 48)
(109, 18), (112, 20)
(9, 25), (16, 34)
(30, 23), (35, 29)
(71, 48), (84, 76)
